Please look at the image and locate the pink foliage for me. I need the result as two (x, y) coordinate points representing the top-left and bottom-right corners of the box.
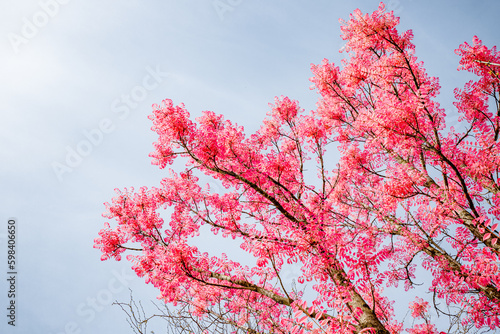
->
(95, 2), (500, 333)
(409, 297), (429, 319)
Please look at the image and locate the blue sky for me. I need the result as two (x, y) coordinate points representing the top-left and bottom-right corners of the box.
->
(1, 1), (499, 333)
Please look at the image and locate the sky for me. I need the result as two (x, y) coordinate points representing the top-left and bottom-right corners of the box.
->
(0, 0), (499, 333)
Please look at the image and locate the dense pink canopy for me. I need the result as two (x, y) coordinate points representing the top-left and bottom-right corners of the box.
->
(95, 3), (500, 333)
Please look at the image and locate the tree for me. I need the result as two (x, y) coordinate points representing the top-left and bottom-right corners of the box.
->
(94, 3), (500, 333)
